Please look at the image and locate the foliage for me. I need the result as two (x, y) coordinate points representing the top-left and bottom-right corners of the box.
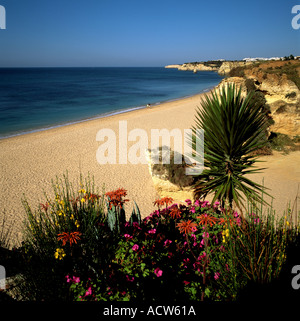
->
(17, 173), (140, 300)
(2, 174), (299, 302)
(66, 195), (299, 302)
(191, 84), (269, 208)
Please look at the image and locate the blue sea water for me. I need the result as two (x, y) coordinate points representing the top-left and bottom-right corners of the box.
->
(0, 67), (223, 139)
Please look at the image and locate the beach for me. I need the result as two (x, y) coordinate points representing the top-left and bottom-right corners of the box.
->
(1, 91), (299, 245)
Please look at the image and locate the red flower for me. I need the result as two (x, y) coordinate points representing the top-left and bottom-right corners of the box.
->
(177, 220), (197, 235)
(105, 188), (129, 209)
(197, 214), (218, 227)
(40, 202), (50, 212)
(153, 197), (173, 209)
(57, 231), (82, 246)
(169, 206), (182, 219)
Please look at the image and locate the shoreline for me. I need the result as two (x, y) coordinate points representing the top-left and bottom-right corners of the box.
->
(1, 85), (299, 246)
(0, 89), (212, 244)
(0, 86), (213, 142)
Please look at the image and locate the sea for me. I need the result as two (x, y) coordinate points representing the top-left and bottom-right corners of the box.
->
(0, 67), (223, 139)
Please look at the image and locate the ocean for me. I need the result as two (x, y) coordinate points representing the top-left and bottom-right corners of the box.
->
(0, 67), (223, 139)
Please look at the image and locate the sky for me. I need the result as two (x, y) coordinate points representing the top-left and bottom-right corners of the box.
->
(0, 0), (299, 67)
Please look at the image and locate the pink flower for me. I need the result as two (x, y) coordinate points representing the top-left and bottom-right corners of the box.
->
(164, 239), (172, 247)
(85, 287), (92, 296)
(183, 280), (190, 285)
(201, 201), (210, 208)
(214, 272), (220, 280)
(190, 207), (196, 213)
(185, 199), (192, 205)
(124, 234), (132, 239)
(154, 267), (163, 277)
(126, 275), (135, 282)
(73, 276), (80, 283)
(148, 228), (156, 234)
(132, 244), (139, 251)
(194, 200), (200, 207)
(202, 232), (209, 239)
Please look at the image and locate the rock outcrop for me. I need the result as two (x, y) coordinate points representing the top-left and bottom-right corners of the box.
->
(216, 60), (300, 137)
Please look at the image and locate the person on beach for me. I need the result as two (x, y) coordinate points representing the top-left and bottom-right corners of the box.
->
(147, 103), (151, 108)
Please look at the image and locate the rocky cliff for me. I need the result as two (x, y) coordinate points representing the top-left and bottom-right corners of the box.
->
(217, 60), (300, 137)
(165, 60), (255, 75)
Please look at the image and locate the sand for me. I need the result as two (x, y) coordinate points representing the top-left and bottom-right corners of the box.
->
(1, 91), (300, 245)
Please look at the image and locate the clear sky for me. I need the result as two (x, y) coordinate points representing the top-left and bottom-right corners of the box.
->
(0, 0), (299, 67)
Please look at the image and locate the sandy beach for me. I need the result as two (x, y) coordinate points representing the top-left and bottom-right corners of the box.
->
(1, 91), (300, 245)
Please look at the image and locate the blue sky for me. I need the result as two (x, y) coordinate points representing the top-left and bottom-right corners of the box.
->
(0, 0), (299, 67)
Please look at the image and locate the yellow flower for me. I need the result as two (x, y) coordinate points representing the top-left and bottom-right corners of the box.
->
(78, 189), (86, 194)
(54, 248), (66, 260)
(70, 214), (74, 220)
(80, 198), (85, 203)
(286, 221), (290, 226)
(75, 220), (80, 228)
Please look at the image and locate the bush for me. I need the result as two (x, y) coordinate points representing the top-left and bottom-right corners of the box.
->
(3, 175), (300, 302)
(16, 173), (140, 300)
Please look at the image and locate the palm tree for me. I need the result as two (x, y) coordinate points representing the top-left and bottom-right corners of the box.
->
(191, 83), (270, 209)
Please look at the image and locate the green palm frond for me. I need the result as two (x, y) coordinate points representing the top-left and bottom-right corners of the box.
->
(191, 83), (271, 208)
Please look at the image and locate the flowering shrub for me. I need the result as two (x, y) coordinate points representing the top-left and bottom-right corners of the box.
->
(67, 195), (299, 302)
(69, 197), (247, 301)
(13, 174), (299, 301)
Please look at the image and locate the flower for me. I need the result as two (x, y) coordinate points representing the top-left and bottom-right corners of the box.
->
(54, 248), (66, 260)
(197, 213), (218, 227)
(40, 202), (50, 212)
(214, 272), (220, 280)
(154, 268), (163, 277)
(148, 228), (156, 234)
(194, 200), (200, 207)
(202, 232), (209, 239)
(190, 207), (196, 213)
(169, 206), (182, 219)
(185, 199), (192, 205)
(164, 239), (172, 247)
(132, 244), (139, 251)
(66, 275), (80, 283)
(85, 287), (92, 296)
(57, 231), (82, 246)
(153, 197), (173, 208)
(105, 188), (129, 209)
(177, 220), (197, 235)
(126, 275), (135, 282)
(78, 188), (86, 194)
(124, 234), (132, 239)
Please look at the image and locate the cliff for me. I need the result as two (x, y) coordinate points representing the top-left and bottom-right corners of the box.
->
(165, 60), (255, 75)
(165, 61), (222, 73)
(217, 60), (300, 137)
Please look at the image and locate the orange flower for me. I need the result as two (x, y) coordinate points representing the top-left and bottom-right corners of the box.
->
(105, 188), (129, 209)
(197, 213), (218, 227)
(177, 220), (197, 235)
(153, 197), (174, 208)
(40, 202), (50, 212)
(169, 206), (182, 219)
(57, 231), (82, 246)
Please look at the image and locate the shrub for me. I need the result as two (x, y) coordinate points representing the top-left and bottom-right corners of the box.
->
(67, 196), (299, 302)
(17, 173), (140, 300)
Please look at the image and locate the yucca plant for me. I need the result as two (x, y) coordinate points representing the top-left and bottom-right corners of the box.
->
(191, 84), (270, 209)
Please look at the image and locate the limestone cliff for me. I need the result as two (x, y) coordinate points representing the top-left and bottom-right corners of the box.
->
(216, 60), (300, 137)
